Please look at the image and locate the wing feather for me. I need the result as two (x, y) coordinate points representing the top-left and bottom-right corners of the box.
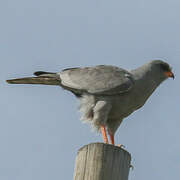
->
(59, 65), (134, 95)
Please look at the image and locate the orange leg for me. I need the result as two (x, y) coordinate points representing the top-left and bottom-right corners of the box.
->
(108, 130), (114, 145)
(100, 125), (109, 144)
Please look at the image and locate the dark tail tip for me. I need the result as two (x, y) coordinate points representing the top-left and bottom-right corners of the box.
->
(34, 71), (56, 76)
(6, 79), (11, 84)
(34, 71), (47, 76)
(6, 79), (21, 84)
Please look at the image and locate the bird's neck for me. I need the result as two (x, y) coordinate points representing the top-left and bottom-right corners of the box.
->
(130, 65), (166, 100)
(131, 64), (166, 87)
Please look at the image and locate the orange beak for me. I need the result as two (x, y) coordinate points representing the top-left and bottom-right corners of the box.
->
(164, 71), (175, 79)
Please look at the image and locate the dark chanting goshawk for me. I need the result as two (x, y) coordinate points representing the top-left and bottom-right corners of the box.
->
(6, 60), (174, 145)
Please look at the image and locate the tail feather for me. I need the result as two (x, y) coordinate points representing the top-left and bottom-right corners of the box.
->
(6, 76), (60, 86)
(34, 71), (56, 77)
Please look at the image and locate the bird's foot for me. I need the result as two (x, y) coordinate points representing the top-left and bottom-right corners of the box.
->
(116, 144), (125, 148)
(130, 164), (134, 170)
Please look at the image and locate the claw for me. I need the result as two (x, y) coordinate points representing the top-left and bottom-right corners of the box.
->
(116, 144), (125, 148)
(130, 164), (134, 170)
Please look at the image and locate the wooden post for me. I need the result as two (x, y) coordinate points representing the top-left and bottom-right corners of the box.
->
(73, 143), (131, 180)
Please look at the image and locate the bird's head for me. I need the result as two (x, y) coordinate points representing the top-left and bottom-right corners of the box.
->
(150, 60), (174, 81)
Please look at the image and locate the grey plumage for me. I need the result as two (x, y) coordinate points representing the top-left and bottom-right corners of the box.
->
(6, 60), (174, 143)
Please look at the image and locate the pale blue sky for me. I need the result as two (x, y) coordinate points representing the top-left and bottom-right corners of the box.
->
(1, 0), (180, 179)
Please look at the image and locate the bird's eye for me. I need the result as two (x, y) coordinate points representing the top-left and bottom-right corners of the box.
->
(160, 63), (170, 72)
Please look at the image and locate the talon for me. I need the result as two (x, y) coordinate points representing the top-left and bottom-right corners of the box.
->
(130, 164), (134, 170)
(116, 144), (125, 148)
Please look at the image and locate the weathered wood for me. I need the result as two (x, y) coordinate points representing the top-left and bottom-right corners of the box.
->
(73, 143), (131, 180)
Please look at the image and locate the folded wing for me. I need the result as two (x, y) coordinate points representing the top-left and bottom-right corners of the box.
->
(59, 65), (134, 95)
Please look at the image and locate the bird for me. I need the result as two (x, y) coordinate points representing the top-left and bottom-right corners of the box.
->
(6, 60), (174, 145)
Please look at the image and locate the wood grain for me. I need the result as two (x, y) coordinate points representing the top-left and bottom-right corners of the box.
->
(73, 143), (131, 180)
